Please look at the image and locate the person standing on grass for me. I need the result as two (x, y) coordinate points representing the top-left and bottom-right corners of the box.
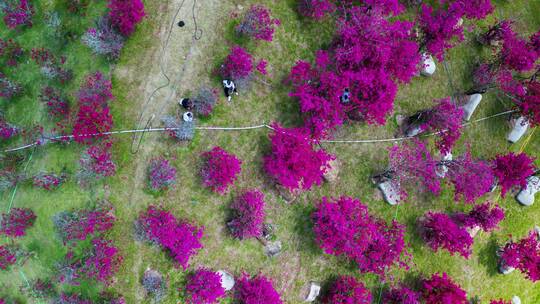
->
(222, 79), (238, 102)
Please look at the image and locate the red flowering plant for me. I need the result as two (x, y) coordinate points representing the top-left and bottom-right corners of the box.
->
(0, 38), (24, 66)
(1, 0), (34, 29)
(256, 59), (268, 75)
(382, 285), (421, 304)
(492, 152), (536, 197)
(452, 202), (505, 233)
(298, 0), (404, 19)
(490, 300), (511, 304)
(0, 72), (22, 100)
(78, 142), (117, 183)
(137, 205), (204, 269)
(53, 203), (115, 246)
(515, 80), (540, 127)
(82, 16), (125, 60)
(457, 0), (494, 20)
(297, 0), (335, 20)
(52, 292), (92, 304)
(30, 48), (73, 83)
(228, 189), (266, 239)
(264, 125), (334, 192)
(235, 273), (283, 304)
(444, 149), (495, 204)
(0, 208), (36, 238)
(193, 86), (218, 116)
(421, 273), (468, 304)
(200, 146), (242, 194)
(0, 245), (16, 270)
(236, 5), (280, 42)
(80, 237), (123, 285)
(323, 275), (372, 304)
(0, 115), (20, 140)
(21, 278), (55, 298)
(313, 196), (408, 276)
(419, 212), (473, 258)
(33, 172), (67, 190)
(39, 86), (70, 118)
(499, 230), (540, 282)
(184, 268), (226, 304)
(382, 139), (441, 202)
(147, 157), (177, 192)
(108, 0), (145, 37)
(219, 46), (254, 83)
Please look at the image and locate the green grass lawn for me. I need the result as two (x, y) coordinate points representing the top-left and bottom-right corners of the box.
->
(1, 0), (540, 303)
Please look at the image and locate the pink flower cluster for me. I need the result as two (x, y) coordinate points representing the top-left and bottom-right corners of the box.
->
(39, 86), (69, 118)
(453, 202), (505, 232)
(500, 230), (540, 282)
(422, 273), (467, 304)
(53, 205), (116, 245)
(313, 196), (408, 276)
(382, 285), (421, 304)
(138, 206), (204, 269)
(147, 157), (177, 191)
(0, 245), (16, 270)
(264, 125), (334, 192)
(0, 38), (24, 66)
(0, 116), (19, 140)
(420, 212), (474, 258)
(200, 146), (242, 194)
(236, 5), (280, 42)
(421, 97), (464, 154)
(229, 189), (266, 239)
(33, 172), (66, 190)
(493, 152), (536, 197)
(0, 208), (36, 238)
(107, 0), (145, 37)
(323, 275), (372, 304)
(220, 46), (254, 81)
(235, 273), (283, 304)
(2, 0), (34, 29)
(184, 268), (226, 304)
(79, 142), (117, 180)
(81, 237), (123, 284)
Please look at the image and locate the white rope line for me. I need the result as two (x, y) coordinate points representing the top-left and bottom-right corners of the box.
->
(0, 109), (519, 153)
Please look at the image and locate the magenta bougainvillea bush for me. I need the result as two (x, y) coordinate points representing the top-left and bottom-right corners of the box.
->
(81, 237), (123, 284)
(499, 230), (540, 282)
(0, 72), (22, 100)
(0, 38), (24, 66)
(52, 293), (92, 304)
(39, 86), (69, 118)
(0, 245), (16, 270)
(200, 146), (242, 194)
(421, 273), (468, 304)
(236, 5), (280, 42)
(147, 157), (177, 191)
(445, 150), (495, 204)
(514, 80), (540, 127)
(53, 204), (115, 245)
(419, 212), (473, 258)
(107, 0), (145, 36)
(323, 275), (372, 304)
(298, 0), (404, 19)
(82, 16), (125, 60)
(78, 143), (117, 182)
(1, 0), (34, 29)
(0, 208), (36, 238)
(184, 268), (226, 304)
(0, 116), (19, 140)
(313, 196), (408, 276)
(453, 202), (505, 233)
(382, 285), (421, 304)
(220, 46), (254, 81)
(137, 206), (204, 269)
(235, 273), (283, 304)
(297, 0), (335, 19)
(499, 24), (539, 73)
(386, 139), (441, 201)
(493, 152), (536, 197)
(30, 48), (73, 83)
(33, 172), (66, 190)
(419, 97), (464, 154)
(229, 189), (266, 239)
(264, 125), (334, 192)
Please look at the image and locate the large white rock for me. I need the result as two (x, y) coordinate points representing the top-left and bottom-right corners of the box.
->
(516, 176), (540, 206)
(217, 270), (235, 291)
(512, 296), (521, 304)
(436, 152), (453, 178)
(304, 282), (321, 302)
(421, 53), (436, 76)
(507, 116), (529, 143)
(378, 180), (402, 205)
(462, 94), (482, 121)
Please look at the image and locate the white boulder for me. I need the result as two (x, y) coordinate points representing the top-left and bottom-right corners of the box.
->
(217, 270), (235, 291)
(516, 176), (540, 206)
(420, 53), (436, 77)
(507, 116), (529, 143)
(436, 152), (453, 178)
(512, 296), (521, 304)
(462, 94), (482, 121)
(304, 282), (321, 302)
(378, 180), (402, 205)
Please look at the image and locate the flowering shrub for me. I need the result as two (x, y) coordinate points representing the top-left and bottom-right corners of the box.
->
(313, 196), (408, 276)
(382, 285), (421, 304)
(500, 26), (539, 73)
(386, 139), (441, 201)
(228, 189), (266, 239)
(193, 86), (218, 116)
(0, 38), (24, 66)
(236, 5), (279, 42)
(235, 273), (283, 304)
(264, 125), (334, 192)
(0, 116), (19, 140)
(220, 46), (254, 81)
(460, 0), (494, 20)
(323, 276), (372, 304)
(30, 48), (73, 83)
(0, 72), (22, 100)
(419, 212), (473, 258)
(108, 0), (145, 36)
(0, 245), (16, 270)
(490, 300), (511, 304)
(517, 80), (540, 127)
(256, 59), (268, 75)
(142, 269), (167, 301)
(82, 16), (125, 60)
(51, 293), (92, 304)
(499, 230), (540, 282)
(184, 268), (226, 304)
(78, 143), (117, 182)
(200, 146), (242, 194)
(421, 273), (467, 304)
(445, 150), (495, 204)
(137, 206), (204, 269)
(417, 3), (464, 61)
(147, 157), (177, 191)
(493, 152), (536, 197)
(0, 208), (36, 238)
(81, 237), (123, 284)
(297, 0), (335, 20)
(39, 86), (69, 118)
(22, 278), (55, 298)
(53, 203), (115, 245)
(66, 0), (89, 14)
(420, 97), (464, 154)
(453, 202), (505, 233)
(33, 172), (66, 190)
(162, 115), (195, 141)
(1, 0), (34, 29)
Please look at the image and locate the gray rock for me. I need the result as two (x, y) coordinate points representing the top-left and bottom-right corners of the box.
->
(217, 270), (235, 291)
(378, 180), (402, 206)
(516, 176), (540, 206)
(303, 282), (321, 302)
(507, 116), (529, 143)
(265, 241), (282, 257)
(512, 296), (521, 304)
(462, 94), (482, 121)
(420, 53), (436, 76)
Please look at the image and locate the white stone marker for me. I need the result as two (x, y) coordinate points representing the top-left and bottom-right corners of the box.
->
(421, 53), (436, 77)
(304, 282), (321, 302)
(507, 116), (529, 143)
(378, 180), (401, 206)
(217, 270), (235, 291)
(462, 94), (482, 121)
(516, 176), (540, 206)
